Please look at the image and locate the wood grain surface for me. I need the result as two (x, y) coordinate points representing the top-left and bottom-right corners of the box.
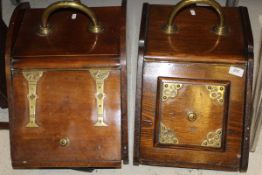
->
(5, 1), (128, 168)
(134, 4), (253, 172)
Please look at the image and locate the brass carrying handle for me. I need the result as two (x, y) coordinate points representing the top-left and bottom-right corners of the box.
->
(163, 0), (229, 36)
(39, 1), (104, 36)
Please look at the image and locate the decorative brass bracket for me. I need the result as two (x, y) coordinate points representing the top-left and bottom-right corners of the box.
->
(161, 82), (183, 101)
(201, 128), (222, 148)
(159, 122), (179, 144)
(89, 69), (110, 127)
(23, 71), (43, 128)
(206, 85), (225, 104)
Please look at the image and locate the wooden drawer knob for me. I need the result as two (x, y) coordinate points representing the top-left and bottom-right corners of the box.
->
(59, 137), (70, 147)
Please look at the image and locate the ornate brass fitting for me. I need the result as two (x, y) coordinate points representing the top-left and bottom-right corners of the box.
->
(206, 85), (225, 104)
(202, 128), (222, 148)
(162, 82), (183, 102)
(89, 69), (110, 127)
(159, 122), (179, 144)
(23, 71), (43, 128)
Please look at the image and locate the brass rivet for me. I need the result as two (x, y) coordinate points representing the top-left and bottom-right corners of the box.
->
(211, 93), (217, 97)
(220, 87), (224, 90)
(30, 94), (35, 99)
(163, 96), (167, 99)
(165, 84), (168, 88)
(59, 137), (70, 147)
(187, 112), (197, 122)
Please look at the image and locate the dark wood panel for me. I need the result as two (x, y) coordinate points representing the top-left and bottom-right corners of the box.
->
(239, 7), (254, 171)
(120, 0), (128, 164)
(133, 3), (150, 165)
(139, 62), (246, 171)
(145, 6), (247, 63)
(13, 7), (121, 58)
(11, 70), (121, 167)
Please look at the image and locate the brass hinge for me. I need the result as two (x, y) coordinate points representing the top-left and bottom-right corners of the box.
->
(89, 69), (110, 127)
(23, 71), (43, 128)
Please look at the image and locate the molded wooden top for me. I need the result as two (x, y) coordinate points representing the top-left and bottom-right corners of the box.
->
(144, 5), (252, 63)
(12, 7), (121, 59)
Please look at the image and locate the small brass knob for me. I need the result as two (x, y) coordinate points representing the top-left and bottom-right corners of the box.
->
(59, 137), (70, 147)
(187, 112), (197, 122)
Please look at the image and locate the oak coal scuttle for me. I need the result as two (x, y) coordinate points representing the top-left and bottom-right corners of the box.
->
(134, 0), (253, 171)
(5, 0), (128, 168)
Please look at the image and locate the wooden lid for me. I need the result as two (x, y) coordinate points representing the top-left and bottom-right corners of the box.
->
(12, 7), (121, 60)
(144, 5), (252, 64)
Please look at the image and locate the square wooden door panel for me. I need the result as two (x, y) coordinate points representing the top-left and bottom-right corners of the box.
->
(155, 78), (230, 151)
(138, 62), (247, 170)
(11, 69), (121, 167)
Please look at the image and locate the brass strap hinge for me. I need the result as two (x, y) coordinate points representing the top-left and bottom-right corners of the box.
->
(23, 71), (43, 128)
(89, 69), (110, 127)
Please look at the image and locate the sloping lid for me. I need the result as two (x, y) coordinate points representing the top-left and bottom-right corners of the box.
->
(12, 6), (121, 59)
(144, 5), (250, 63)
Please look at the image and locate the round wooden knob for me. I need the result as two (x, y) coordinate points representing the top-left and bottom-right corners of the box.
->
(59, 137), (70, 147)
(187, 112), (197, 122)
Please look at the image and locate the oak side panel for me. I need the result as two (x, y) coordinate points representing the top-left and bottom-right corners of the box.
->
(133, 3), (149, 165)
(120, 0), (128, 164)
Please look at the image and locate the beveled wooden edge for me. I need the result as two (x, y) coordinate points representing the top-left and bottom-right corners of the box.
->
(133, 3), (150, 165)
(12, 160), (121, 169)
(241, 59), (253, 171)
(120, 0), (128, 164)
(0, 122), (9, 129)
(5, 2), (31, 163)
(139, 159), (239, 171)
(239, 6), (254, 172)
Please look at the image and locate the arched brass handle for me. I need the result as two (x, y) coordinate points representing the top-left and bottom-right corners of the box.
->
(39, 1), (104, 36)
(162, 0), (229, 36)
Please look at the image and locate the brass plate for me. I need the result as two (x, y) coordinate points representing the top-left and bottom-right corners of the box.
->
(23, 71), (43, 128)
(159, 122), (179, 144)
(201, 128), (222, 148)
(161, 82), (183, 101)
(89, 69), (110, 127)
(206, 85), (225, 104)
